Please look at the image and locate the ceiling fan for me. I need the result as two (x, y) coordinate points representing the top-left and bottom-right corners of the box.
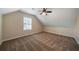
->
(40, 8), (52, 15)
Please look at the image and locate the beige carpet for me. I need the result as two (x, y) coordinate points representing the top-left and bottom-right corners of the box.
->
(0, 32), (79, 51)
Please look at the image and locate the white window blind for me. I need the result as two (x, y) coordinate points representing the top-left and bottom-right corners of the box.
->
(24, 17), (32, 30)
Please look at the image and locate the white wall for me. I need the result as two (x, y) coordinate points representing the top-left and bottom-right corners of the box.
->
(43, 26), (74, 37)
(2, 11), (43, 41)
(73, 14), (79, 44)
(0, 15), (2, 44)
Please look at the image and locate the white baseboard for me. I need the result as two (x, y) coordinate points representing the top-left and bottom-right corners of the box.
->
(2, 32), (42, 44)
(2, 34), (28, 43)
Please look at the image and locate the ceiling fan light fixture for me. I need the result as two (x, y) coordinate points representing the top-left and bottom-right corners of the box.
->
(41, 12), (47, 15)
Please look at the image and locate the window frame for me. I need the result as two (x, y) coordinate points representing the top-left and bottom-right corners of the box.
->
(23, 16), (32, 30)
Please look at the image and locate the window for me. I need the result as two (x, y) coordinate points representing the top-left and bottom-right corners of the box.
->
(23, 17), (32, 30)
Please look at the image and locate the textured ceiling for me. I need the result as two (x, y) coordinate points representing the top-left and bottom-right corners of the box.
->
(0, 8), (78, 27)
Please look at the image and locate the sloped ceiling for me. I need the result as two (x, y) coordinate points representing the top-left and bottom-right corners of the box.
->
(0, 8), (78, 27)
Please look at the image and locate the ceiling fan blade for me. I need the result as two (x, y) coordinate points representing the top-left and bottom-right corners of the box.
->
(46, 11), (52, 13)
